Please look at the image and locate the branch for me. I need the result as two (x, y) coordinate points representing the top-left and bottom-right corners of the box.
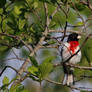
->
(0, 33), (33, 52)
(12, 2), (59, 86)
(0, 66), (18, 77)
(49, 29), (84, 35)
(80, 0), (92, 11)
(66, 63), (92, 70)
(39, 45), (58, 49)
(12, 49), (19, 59)
(45, 78), (92, 91)
(71, 1), (86, 31)
(0, 15), (4, 33)
(45, 78), (62, 85)
(53, 62), (92, 71)
(1, 57), (25, 62)
(58, 2), (69, 41)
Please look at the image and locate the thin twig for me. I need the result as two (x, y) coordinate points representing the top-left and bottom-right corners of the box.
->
(39, 45), (58, 49)
(11, 2), (59, 86)
(0, 33), (33, 52)
(80, 0), (92, 11)
(1, 57), (25, 62)
(45, 78), (62, 85)
(12, 49), (19, 59)
(45, 78), (92, 91)
(11, 2), (49, 86)
(0, 66), (18, 77)
(53, 61), (92, 71)
(71, 1), (86, 32)
(49, 30), (84, 35)
(0, 15), (4, 33)
(65, 63), (92, 70)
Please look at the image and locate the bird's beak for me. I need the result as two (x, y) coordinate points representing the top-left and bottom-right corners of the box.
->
(77, 35), (81, 39)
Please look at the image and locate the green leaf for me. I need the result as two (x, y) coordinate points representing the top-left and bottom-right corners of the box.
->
(29, 75), (39, 81)
(1, 84), (9, 90)
(0, 0), (6, 8)
(7, 21), (17, 31)
(81, 91), (87, 92)
(3, 76), (9, 85)
(20, 48), (30, 58)
(0, 8), (3, 14)
(75, 3), (86, 11)
(10, 77), (17, 83)
(33, 2), (38, 9)
(19, 19), (26, 30)
(38, 56), (54, 80)
(42, 56), (55, 64)
(61, 0), (68, 4)
(10, 84), (20, 92)
(16, 85), (24, 92)
(80, 38), (92, 65)
(43, 40), (56, 46)
(50, 0), (57, 4)
(29, 56), (38, 67)
(77, 21), (83, 26)
(14, 6), (22, 15)
(21, 89), (29, 92)
(83, 40), (92, 64)
(4, 89), (9, 92)
(39, 62), (53, 80)
(28, 66), (38, 76)
(50, 21), (57, 28)
(84, 49), (90, 64)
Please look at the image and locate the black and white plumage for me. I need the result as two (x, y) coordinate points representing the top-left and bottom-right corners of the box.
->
(61, 33), (81, 85)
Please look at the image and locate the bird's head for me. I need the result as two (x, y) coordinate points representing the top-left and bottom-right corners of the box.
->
(67, 33), (81, 42)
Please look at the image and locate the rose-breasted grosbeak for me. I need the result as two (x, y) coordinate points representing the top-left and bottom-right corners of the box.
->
(61, 33), (81, 85)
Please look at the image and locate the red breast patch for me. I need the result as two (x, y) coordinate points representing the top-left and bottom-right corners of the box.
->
(69, 41), (79, 54)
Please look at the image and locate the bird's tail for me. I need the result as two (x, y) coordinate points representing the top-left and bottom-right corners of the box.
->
(67, 71), (74, 85)
(63, 63), (74, 85)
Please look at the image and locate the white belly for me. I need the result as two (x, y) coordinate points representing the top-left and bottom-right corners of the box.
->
(62, 43), (81, 64)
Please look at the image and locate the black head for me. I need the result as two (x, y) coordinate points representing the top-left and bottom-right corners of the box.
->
(67, 33), (81, 42)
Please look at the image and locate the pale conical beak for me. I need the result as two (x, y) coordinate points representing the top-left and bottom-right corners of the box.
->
(77, 35), (81, 39)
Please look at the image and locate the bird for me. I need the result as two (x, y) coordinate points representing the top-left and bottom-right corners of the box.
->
(61, 33), (81, 86)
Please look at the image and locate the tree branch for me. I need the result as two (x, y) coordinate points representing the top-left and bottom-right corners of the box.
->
(12, 2), (59, 86)
(45, 78), (92, 91)
(80, 0), (92, 11)
(0, 33), (33, 52)
(0, 66), (18, 77)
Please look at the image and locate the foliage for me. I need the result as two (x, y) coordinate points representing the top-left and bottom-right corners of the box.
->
(0, 0), (92, 92)
(28, 56), (54, 81)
